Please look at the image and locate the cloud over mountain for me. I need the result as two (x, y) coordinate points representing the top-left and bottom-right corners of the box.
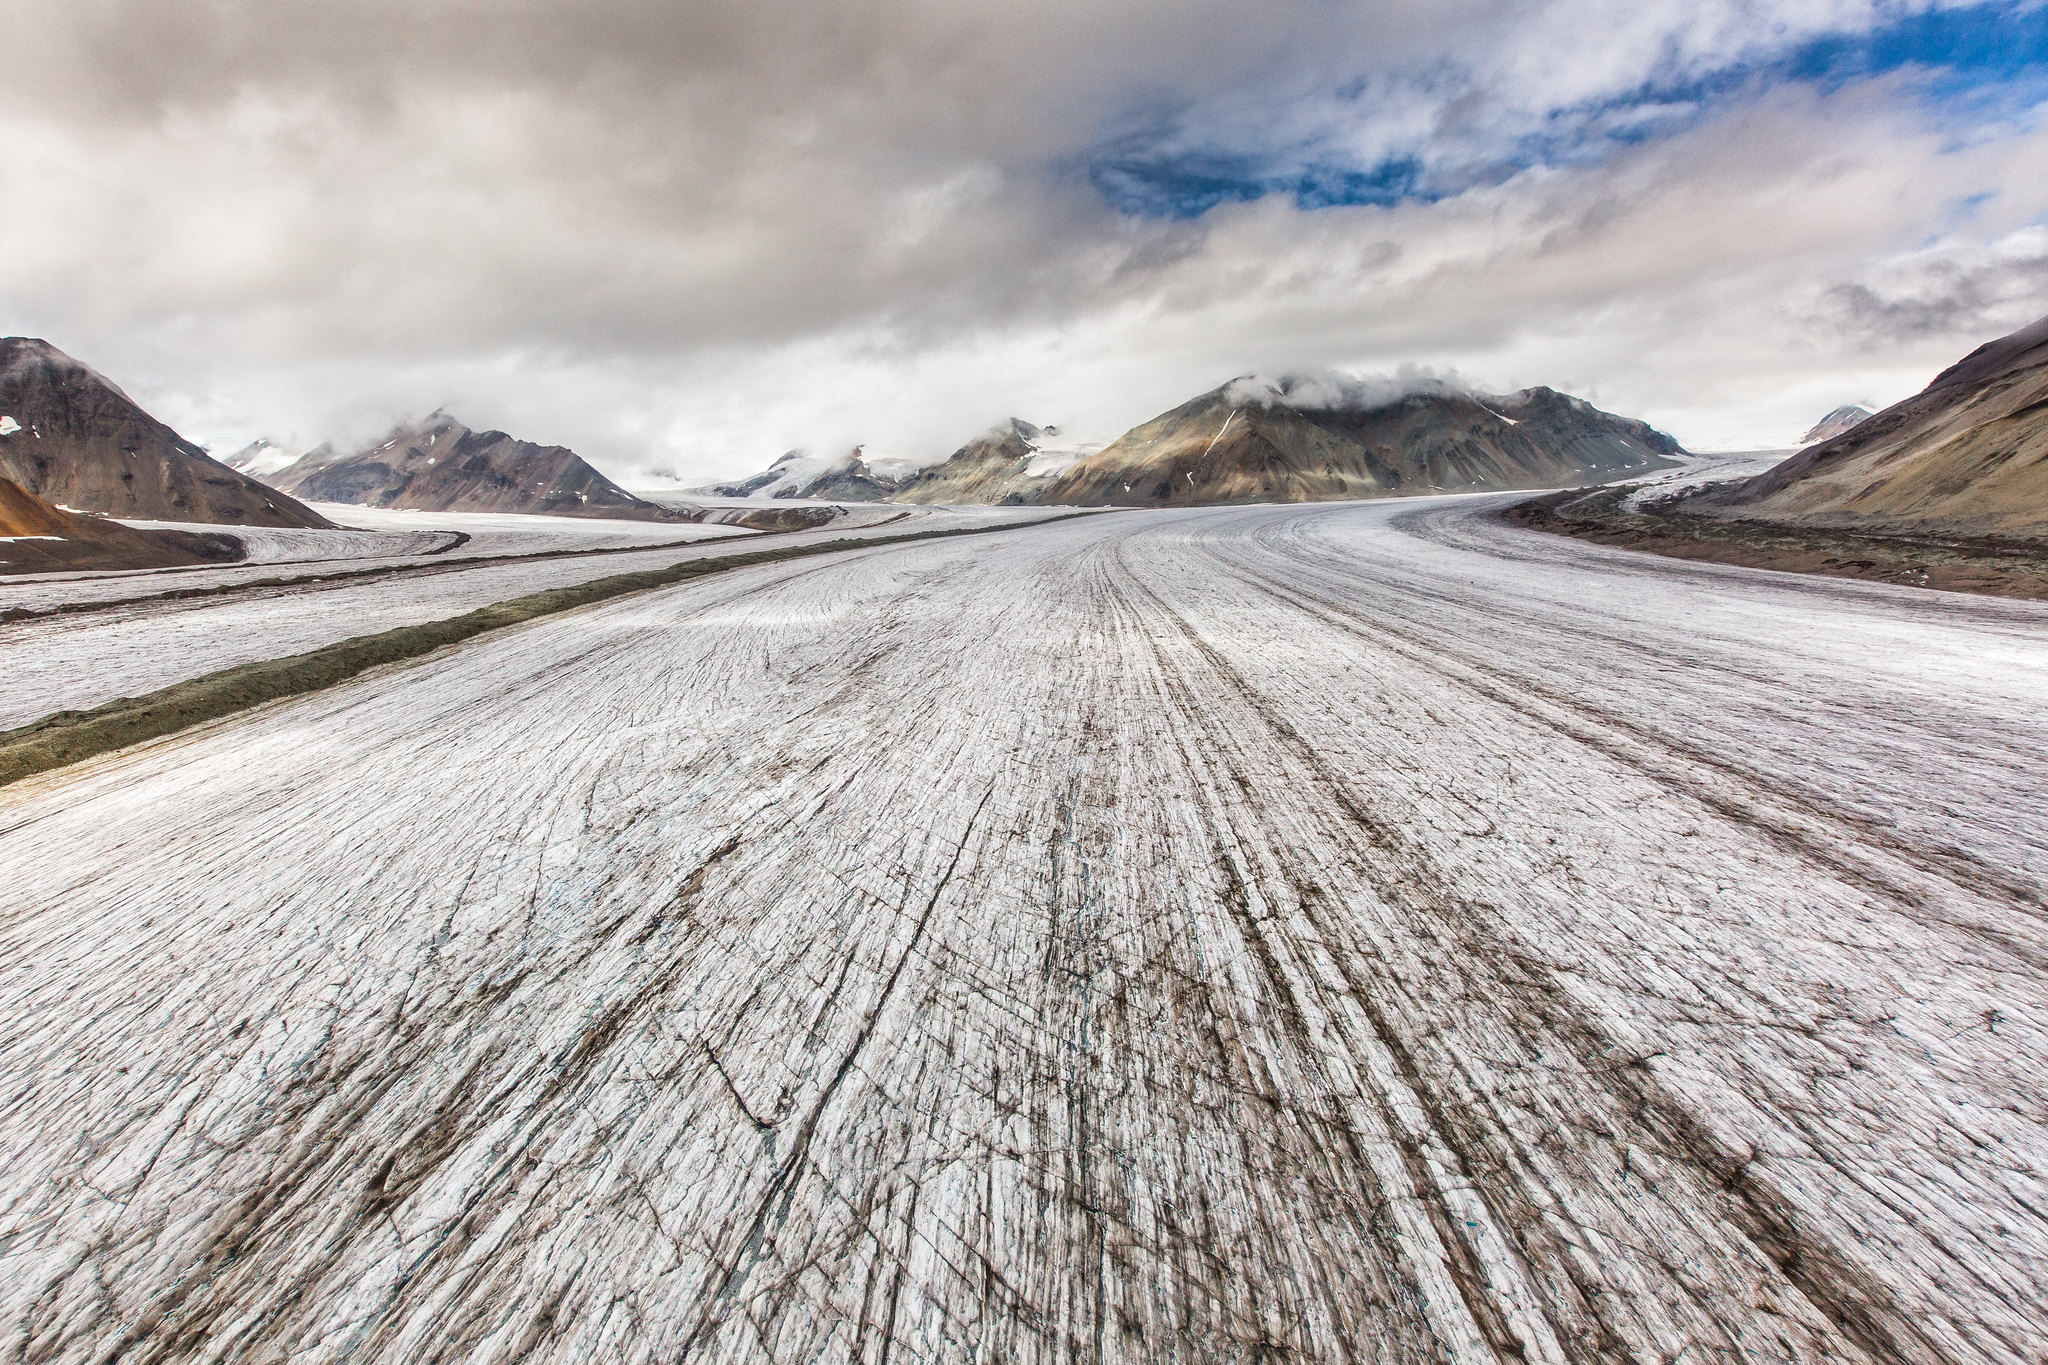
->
(0, 0), (2042, 478)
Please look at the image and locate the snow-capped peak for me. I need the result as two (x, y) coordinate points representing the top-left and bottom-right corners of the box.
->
(1015, 422), (1101, 478)
(218, 439), (302, 477)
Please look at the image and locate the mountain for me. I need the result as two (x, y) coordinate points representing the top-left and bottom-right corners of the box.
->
(894, 420), (1101, 505)
(0, 476), (243, 574)
(0, 338), (331, 529)
(1690, 314), (2048, 538)
(1801, 405), (1874, 444)
(1034, 377), (1682, 507)
(696, 379), (1679, 510)
(272, 413), (688, 520)
(220, 439), (301, 478)
(705, 448), (900, 501)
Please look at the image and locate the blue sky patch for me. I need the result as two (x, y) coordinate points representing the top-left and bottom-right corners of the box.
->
(1089, 1), (2048, 219)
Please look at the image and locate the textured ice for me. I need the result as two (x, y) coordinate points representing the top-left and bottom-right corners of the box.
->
(0, 504), (1074, 727)
(0, 495), (2042, 1362)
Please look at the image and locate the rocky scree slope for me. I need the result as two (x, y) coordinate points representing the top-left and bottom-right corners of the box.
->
(1688, 313), (2048, 538)
(0, 339), (331, 529)
(272, 413), (689, 520)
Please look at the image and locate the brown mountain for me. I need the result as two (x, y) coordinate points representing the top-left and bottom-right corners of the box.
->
(1034, 377), (1681, 507)
(0, 476), (242, 574)
(1690, 314), (2048, 538)
(273, 413), (690, 520)
(0, 338), (330, 529)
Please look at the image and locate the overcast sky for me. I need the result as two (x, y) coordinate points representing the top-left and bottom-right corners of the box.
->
(3, 0), (2045, 480)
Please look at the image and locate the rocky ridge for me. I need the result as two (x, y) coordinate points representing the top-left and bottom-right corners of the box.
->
(0, 339), (330, 529)
(1035, 378), (1681, 506)
(1801, 405), (1874, 444)
(894, 420), (1101, 505)
(705, 448), (906, 501)
(272, 413), (691, 520)
(715, 376), (1680, 509)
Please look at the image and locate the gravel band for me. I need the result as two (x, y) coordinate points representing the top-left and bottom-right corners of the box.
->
(1507, 486), (2048, 600)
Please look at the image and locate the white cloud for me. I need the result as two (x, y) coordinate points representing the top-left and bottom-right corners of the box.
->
(0, 0), (2040, 474)
(1221, 368), (1465, 411)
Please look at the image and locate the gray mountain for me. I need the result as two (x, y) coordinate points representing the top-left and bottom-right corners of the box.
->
(219, 439), (301, 478)
(272, 413), (688, 520)
(703, 380), (1680, 510)
(706, 448), (899, 501)
(1801, 405), (1874, 445)
(0, 338), (330, 529)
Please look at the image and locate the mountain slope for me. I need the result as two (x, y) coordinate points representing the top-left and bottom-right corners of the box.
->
(1691, 314), (2048, 538)
(706, 448), (899, 501)
(694, 381), (1678, 510)
(0, 476), (242, 573)
(0, 339), (331, 529)
(273, 414), (688, 520)
(1037, 378), (1681, 507)
(894, 420), (1100, 505)
(220, 440), (300, 478)
(1802, 405), (1873, 445)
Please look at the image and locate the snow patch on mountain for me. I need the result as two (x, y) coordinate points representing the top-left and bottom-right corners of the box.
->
(862, 452), (921, 483)
(219, 439), (301, 478)
(711, 450), (852, 498)
(961, 418), (1101, 478)
(706, 445), (907, 500)
(1023, 447), (1096, 478)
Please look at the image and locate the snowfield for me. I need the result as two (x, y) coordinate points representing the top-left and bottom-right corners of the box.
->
(0, 496), (2043, 1363)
